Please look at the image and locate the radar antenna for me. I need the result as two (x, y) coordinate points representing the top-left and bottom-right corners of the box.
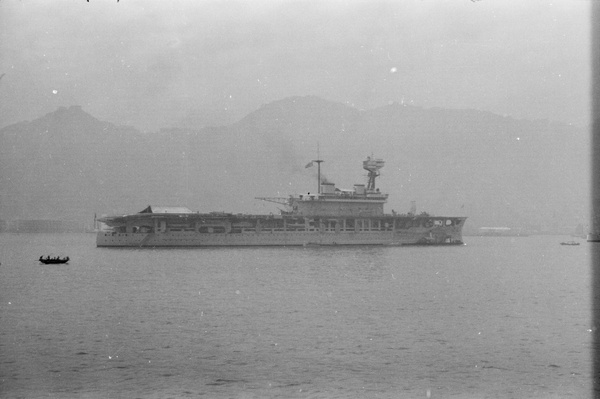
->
(363, 156), (385, 191)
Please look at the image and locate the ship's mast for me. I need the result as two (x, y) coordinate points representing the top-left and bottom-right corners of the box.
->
(304, 155), (324, 193)
(314, 159), (324, 193)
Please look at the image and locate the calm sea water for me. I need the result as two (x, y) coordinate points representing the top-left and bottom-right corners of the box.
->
(0, 233), (592, 398)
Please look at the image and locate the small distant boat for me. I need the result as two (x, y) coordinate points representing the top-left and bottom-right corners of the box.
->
(39, 256), (70, 264)
(560, 241), (580, 246)
(587, 233), (600, 242)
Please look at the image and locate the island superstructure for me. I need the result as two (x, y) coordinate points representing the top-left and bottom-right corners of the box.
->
(96, 157), (466, 247)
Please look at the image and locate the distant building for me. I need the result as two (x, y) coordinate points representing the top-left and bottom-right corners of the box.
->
(478, 227), (528, 237)
(7, 220), (84, 233)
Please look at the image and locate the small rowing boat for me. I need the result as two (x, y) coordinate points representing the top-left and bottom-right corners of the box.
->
(39, 256), (70, 264)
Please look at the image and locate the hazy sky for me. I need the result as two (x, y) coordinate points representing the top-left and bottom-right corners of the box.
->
(0, 0), (591, 131)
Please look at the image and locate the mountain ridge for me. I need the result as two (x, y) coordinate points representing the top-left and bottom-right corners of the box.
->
(0, 96), (589, 233)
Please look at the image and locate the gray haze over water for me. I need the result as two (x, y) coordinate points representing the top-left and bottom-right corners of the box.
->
(0, 3), (593, 397)
(0, 0), (592, 232)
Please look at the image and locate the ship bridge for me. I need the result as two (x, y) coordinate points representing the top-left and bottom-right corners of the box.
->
(287, 156), (389, 217)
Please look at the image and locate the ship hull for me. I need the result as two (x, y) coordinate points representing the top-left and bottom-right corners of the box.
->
(96, 222), (466, 247)
(96, 157), (468, 248)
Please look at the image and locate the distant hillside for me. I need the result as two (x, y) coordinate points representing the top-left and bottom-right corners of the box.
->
(0, 98), (589, 233)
